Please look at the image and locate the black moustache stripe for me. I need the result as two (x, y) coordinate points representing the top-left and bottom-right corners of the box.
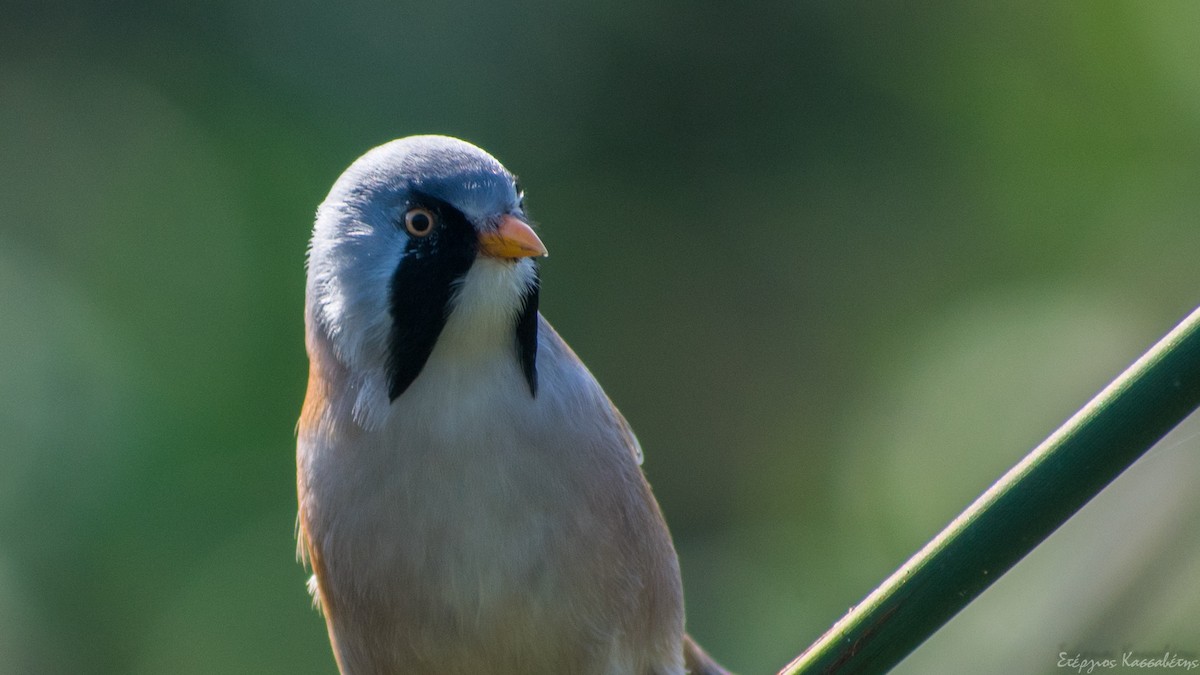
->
(515, 271), (540, 397)
(386, 197), (541, 401)
(386, 201), (477, 401)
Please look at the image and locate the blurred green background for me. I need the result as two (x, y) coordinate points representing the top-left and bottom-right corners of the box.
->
(3, 2), (1200, 673)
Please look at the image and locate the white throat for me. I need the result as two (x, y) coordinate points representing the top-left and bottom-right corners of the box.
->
(438, 256), (536, 362)
(349, 256), (537, 430)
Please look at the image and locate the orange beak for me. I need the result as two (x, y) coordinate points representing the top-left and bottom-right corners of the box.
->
(478, 214), (548, 260)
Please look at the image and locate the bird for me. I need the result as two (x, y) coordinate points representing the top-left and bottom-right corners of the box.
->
(297, 135), (730, 675)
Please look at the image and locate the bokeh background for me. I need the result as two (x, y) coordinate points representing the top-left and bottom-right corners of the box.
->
(3, 2), (1200, 673)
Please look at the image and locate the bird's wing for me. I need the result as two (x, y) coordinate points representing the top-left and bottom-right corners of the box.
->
(294, 502), (325, 612)
(610, 404), (645, 465)
(684, 634), (734, 675)
(538, 315), (646, 465)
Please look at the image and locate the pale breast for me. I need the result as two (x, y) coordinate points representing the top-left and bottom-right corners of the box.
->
(298, 320), (685, 674)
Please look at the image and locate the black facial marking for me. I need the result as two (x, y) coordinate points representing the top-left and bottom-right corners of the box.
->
(513, 178), (526, 211)
(387, 195), (478, 400)
(515, 270), (540, 397)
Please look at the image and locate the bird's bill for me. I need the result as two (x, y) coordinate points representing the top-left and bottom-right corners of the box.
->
(478, 214), (548, 259)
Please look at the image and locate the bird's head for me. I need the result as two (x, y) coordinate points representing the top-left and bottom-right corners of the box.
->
(306, 135), (547, 428)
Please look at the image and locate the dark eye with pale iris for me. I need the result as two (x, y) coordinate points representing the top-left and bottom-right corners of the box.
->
(404, 207), (436, 237)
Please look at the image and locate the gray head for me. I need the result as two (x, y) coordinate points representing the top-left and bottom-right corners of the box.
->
(306, 135), (547, 428)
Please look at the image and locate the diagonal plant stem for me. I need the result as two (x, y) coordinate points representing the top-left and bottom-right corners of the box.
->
(779, 305), (1200, 675)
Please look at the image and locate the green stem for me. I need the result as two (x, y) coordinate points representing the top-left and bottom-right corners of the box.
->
(780, 305), (1200, 675)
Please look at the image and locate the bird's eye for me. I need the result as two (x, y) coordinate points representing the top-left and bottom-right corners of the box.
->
(404, 207), (436, 237)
